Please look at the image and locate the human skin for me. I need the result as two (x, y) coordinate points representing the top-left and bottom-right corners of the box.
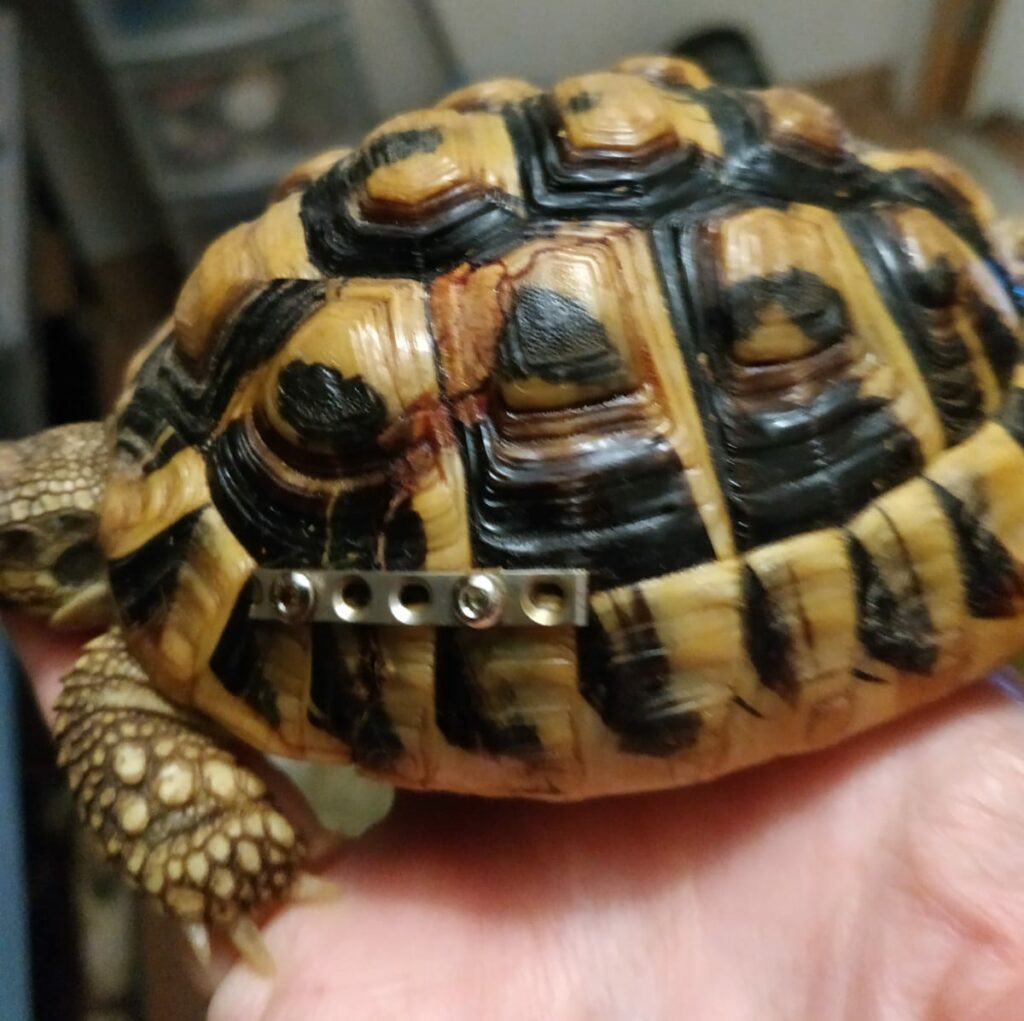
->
(7, 610), (1024, 1021)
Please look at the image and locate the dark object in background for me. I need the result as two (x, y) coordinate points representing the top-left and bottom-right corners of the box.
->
(79, 0), (371, 267)
(672, 26), (771, 88)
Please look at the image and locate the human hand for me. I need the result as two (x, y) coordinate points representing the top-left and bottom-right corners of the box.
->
(8, 612), (1024, 1021)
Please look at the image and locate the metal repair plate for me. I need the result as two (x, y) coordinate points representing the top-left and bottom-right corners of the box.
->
(248, 568), (590, 629)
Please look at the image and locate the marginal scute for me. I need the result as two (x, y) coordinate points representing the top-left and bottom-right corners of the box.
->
(437, 77), (542, 111)
(927, 477), (1024, 619)
(887, 205), (1018, 397)
(173, 193), (320, 363)
(271, 146), (352, 201)
(859, 148), (995, 227)
(553, 72), (680, 155)
(845, 522), (938, 675)
(552, 71), (723, 163)
(756, 87), (848, 160)
(741, 563), (799, 705)
(614, 54), (712, 89)
(357, 109), (521, 220)
(579, 587), (704, 757)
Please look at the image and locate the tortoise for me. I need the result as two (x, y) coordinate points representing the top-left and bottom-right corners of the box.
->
(3, 54), (1024, 969)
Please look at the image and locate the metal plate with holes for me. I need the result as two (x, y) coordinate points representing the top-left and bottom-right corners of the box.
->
(249, 569), (590, 628)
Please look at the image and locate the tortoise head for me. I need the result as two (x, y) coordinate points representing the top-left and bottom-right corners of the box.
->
(0, 421), (113, 629)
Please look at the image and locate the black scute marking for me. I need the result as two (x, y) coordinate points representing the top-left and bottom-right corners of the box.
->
(434, 630), (543, 759)
(176, 280), (328, 437)
(846, 532), (938, 674)
(741, 565), (798, 704)
(852, 667), (888, 684)
(308, 624), (403, 770)
(276, 361), (387, 450)
(108, 506), (206, 628)
(346, 127), (443, 186)
(118, 281), (327, 462)
(209, 586), (281, 727)
(115, 334), (188, 473)
(300, 138), (526, 278)
(457, 413), (715, 589)
(497, 285), (624, 385)
(727, 269), (850, 353)
(910, 254), (957, 307)
(968, 296), (1020, 389)
(927, 479), (1024, 619)
(207, 419), (391, 568)
(717, 385), (924, 549)
(202, 280), (328, 408)
(382, 501), (427, 570)
(565, 91), (600, 113)
(841, 212), (986, 444)
(697, 87), (867, 203)
(879, 167), (993, 258)
(577, 589), (702, 756)
(510, 96), (717, 219)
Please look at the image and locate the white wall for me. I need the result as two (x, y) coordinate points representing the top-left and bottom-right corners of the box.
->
(970, 0), (1024, 118)
(431, 0), (904, 87)
(347, 0), (451, 117)
(890, 0), (935, 111)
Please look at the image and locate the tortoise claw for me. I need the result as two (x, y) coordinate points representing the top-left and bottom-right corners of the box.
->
(227, 915), (274, 975)
(182, 921), (213, 969)
(288, 870), (340, 905)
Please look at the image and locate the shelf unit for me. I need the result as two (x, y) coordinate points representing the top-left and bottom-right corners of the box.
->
(82, 0), (340, 66)
(75, 0), (372, 264)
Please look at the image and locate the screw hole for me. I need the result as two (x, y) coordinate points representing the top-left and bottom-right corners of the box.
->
(530, 580), (565, 613)
(399, 582), (431, 610)
(523, 578), (568, 626)
(342, 577), (371, 610)
(390, 578), (433, 624)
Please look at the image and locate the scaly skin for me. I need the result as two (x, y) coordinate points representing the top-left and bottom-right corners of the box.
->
(53, 628), (306, 969)
(0, 422), (319, 969)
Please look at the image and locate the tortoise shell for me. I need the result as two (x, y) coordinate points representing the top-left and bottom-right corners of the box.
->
(101, 56), (1024, 799)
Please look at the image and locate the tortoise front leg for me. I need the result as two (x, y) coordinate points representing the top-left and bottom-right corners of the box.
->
(54, 629), (305, 970)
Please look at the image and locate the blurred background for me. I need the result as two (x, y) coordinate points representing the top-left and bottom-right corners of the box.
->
(0, 0), (1021, 1018)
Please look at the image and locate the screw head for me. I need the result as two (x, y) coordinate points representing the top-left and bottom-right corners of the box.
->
(452, 572), (505, 629)
(268, 570), (316, 622)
